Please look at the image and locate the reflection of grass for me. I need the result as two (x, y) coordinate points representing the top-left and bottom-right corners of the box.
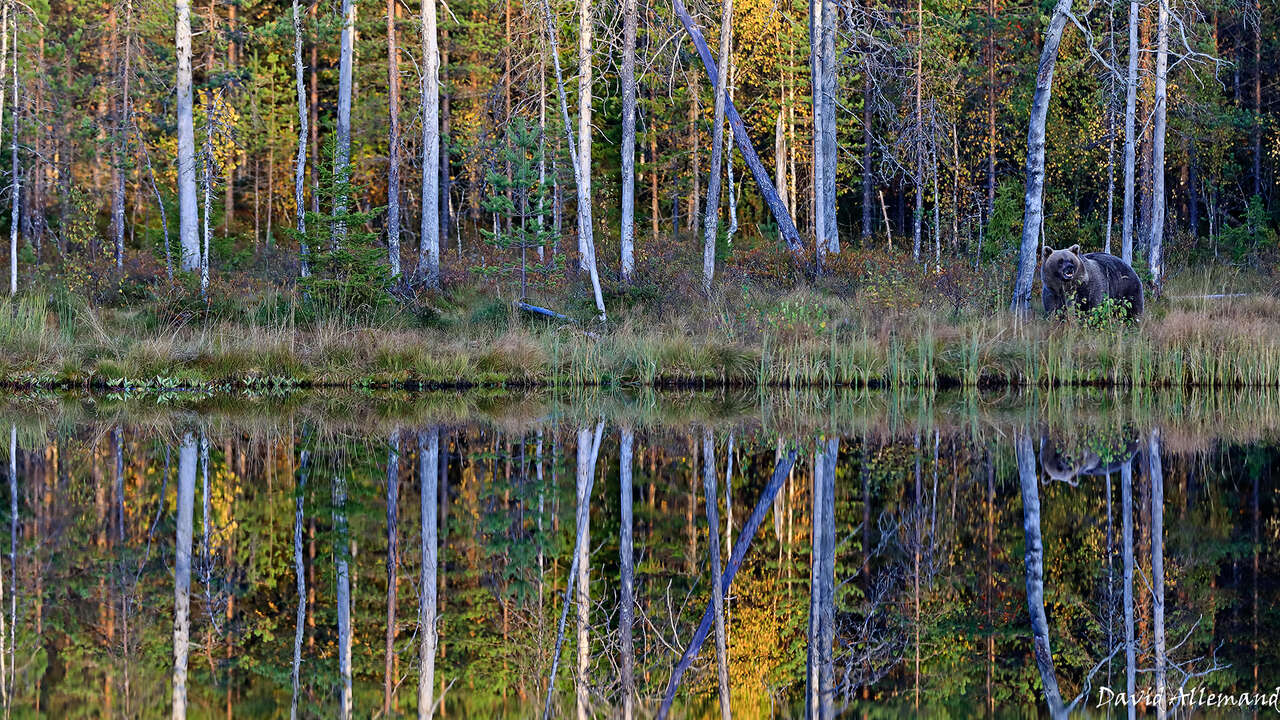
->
(4, 272), (1279, 390)
(5, 386), (1277, 452)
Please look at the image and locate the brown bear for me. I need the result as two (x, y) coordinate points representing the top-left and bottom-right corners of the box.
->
(1041, 245), (1144, 319)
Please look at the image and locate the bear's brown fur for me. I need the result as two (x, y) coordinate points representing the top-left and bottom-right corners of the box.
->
(1041, 245), (1144, 319)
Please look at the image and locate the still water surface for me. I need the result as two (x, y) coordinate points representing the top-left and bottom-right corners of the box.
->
(0, 389), (1275, 718)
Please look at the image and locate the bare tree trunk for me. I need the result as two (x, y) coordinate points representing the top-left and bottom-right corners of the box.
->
(701, 0), (733, 294)
(6, 16), (14, 299)
(418, 0), (440, 286)
(618, 429), (635, 720)
(1149, 430), (1166, 719)
(575, 0), (606, 319)
(384, 432), (401, 715)
(387, 0), (402, 277)
(173, 434), (196, 719)
(811, 0), (826, 264)
(290, 445), (308, 720)
(619, 0), (638, 283)
(1120, 0), (1138, 263)
(418, 429), (439, 719)
(670, 0), (806, 256)
(1009, 0), (1074, 313)
(332, 0), (355, 249)
(1253, 0), (1262, 199)
(701, 430), (731, 720)
(176, 0), (200, 272)
(1148, 0), (1167, 293)
(537, 0), (606, 320)
(1104, 0), (1117, 254)
(775, 112), (788, 215)
(805, 438), (836, 719)
(820, 0), (837, 255)
(112, 0), (133, 272)
(862, 68), (873, 239)
(912, 0), (923, 264)
(292, 0), (309, 276)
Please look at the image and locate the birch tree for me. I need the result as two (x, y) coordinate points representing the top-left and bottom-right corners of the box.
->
(1120, 0), (1138, 263)
(176, 0), (200, 271)
(292, 0), (309, 277)
(290, 443), (309, 720)
(6, 15), (13, 299)
(1148, 0), (1168, 293)
(537, 0), (606, 320)
(332, 0), (356, 249)
(383, 431), (401, 714)
(419, 0), (441, 287)
(619, 0), (637, 283)
(702, 0), (734, 293)
(335, 473), (353, 719)
(387, 0), (403, 277)
(1009, 0), (1074, 313)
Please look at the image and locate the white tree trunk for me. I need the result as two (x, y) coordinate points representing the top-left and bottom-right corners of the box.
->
(820, 0), (837, 255)
(173, 434), (197, 719)
(332, 0), (355, 249)
(619, 0), (638, 283)
(418, 0), (440, 287)
(387, 0), (402, 277)
(575, 0), (606, 319)
(1120, 0), (1138, 263)
(811, 0), (825, 264)
(292, 0), (309, 276)
(1009, 0), (1074, 313)
(7, 16), (14, 299)
(538, 0), (605, 320)
(701, 0), (733, 294)
(1121, 458), (1136, 720)
(175, 0), (199, 271)
(418, 430), (439, 719)
(1148, 0), (1167, 292)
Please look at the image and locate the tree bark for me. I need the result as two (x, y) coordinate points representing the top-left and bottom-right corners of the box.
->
(619, 0), (638, 283)
(574, 426), (596, 720)
(387, 0), (402, 277)
(820, 0), (837, 255)
(701, 0), (734, 294)
(537, 0), (606, 320)
(176, 0), (199, 271)
(332, 0), (355, 249)
(1009, 0), (1073, 313)
(419, 0), (441, 286)
(292, 0), (309, 276)
(112, 0), (133, 272)
(6, 16), (14, 298)
(1120, 0), (1138, 263)
(1148, 0), (1167, 293)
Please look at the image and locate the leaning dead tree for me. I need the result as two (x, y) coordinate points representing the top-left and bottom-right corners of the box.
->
(670, 0), (806, 259)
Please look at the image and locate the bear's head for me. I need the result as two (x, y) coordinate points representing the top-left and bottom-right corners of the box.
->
(1041, 245), (1088, 288)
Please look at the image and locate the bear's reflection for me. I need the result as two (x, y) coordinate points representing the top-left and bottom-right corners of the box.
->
(1039, 427), (1141, 483)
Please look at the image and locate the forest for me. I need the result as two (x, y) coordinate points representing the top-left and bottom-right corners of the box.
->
(0, 0), (1275, 388)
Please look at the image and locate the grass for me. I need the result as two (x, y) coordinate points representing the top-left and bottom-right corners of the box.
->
(3, 258), (1279, 391)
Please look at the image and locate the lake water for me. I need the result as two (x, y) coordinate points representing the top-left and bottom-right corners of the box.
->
(0, 388), (1275, 717)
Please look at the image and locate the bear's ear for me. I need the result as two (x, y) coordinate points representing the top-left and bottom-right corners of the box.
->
(1067, 244), (1081, 256)
(1041, 246), (1054, 260)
